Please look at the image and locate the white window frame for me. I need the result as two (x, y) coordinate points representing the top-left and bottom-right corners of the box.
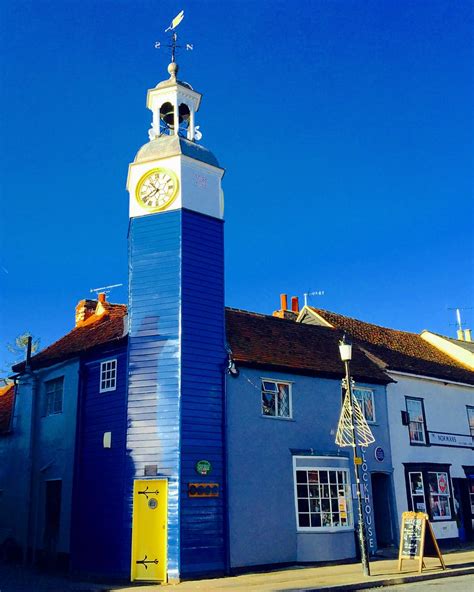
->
(353, 387), (376, 424)
(45, 377), (64, 416)
(293, 458), (353, 533)
(427, 471), (452, 521)
(100, 359), (117, 393)
(408, 471), (426, 513)
(260, 378), (293, 419)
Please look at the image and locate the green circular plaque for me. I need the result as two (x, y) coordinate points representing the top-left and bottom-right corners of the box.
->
(196, 460), (212, 476)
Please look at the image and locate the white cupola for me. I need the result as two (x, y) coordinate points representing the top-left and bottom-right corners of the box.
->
(147, 62), (202, 142)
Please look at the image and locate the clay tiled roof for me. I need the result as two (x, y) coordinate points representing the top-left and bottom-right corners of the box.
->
(0, 384), (15, 434)
(309, 308), (474, 385)
(12, 303), (127, 373)
(225, 308), (391, 384)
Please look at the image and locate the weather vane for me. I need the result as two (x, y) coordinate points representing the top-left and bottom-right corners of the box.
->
(155, 10), (193, 64)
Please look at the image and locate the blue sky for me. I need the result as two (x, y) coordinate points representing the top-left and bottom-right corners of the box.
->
(0, 1), (473, 374)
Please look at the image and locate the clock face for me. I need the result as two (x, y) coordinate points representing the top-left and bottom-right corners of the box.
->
(135, 168), (179, 212)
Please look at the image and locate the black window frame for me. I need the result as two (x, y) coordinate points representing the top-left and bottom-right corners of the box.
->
(466, 406), (474, 438)
(404, 463), (455, 523)
(405, 396), (429, 446)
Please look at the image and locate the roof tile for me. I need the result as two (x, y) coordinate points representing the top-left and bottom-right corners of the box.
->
(0, 384), (15, 434)
(225, 308), (391, 383)
(310, 308), (474, 385)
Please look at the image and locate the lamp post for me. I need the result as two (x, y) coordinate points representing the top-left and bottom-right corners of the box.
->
(338, 335), (371, 577)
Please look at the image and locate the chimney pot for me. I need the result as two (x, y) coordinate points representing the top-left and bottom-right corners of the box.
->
(457, 329), (464, 341)
(280, 294), (288, 311)
(98, 292), (106, 304)
(291, 296), (299, 313)
(464, 328), (472, 342)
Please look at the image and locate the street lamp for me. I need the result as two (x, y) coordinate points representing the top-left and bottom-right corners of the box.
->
(338, 334), (371, 577)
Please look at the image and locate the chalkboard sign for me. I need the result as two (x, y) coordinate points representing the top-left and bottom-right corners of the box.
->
(401, 514), (423, 558)
(398, 512), (445, 573)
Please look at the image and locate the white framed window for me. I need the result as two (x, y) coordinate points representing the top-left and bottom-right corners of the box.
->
(353, 388), (376, 423)
(294, 466), (353, 531)
(45, 377), (64, 416)
(100, 359), (117, 393)
(261, 379), (292, 418)
(467, 406), (474, 437)
(408, 471), (426, 513)
(428, 472), (451, 521)
(406, 397), (427, 444)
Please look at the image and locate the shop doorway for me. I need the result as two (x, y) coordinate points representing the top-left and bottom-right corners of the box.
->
(371, 473), (394, 547)
(453, 478), (473, 542)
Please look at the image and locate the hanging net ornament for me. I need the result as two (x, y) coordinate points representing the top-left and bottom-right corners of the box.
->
(335, 384), (375, 448)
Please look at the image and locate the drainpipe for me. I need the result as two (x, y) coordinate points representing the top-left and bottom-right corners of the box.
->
(24, 337), (39, 565)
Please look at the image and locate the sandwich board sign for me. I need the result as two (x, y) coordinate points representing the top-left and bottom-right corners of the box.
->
(398, 511), (445, 573)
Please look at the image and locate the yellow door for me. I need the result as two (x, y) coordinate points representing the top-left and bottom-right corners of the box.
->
(130, 479), (167, 582)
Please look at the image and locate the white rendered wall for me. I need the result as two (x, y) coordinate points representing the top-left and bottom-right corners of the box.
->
(387, 373), (474, 539)
(127, 154), (224, 220)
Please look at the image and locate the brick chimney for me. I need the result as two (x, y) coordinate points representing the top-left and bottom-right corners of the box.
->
(273, 294), (298, 321)
(75, 299), (97, 326)
(464, 328), (472, 342)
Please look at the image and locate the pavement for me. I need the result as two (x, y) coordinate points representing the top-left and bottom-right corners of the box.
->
(0, 548), (473, 592)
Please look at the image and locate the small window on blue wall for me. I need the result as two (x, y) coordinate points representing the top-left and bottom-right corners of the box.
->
(100, 359), (117, 393)
(45, 377), (64, 416)
(261, 379), (292, 418)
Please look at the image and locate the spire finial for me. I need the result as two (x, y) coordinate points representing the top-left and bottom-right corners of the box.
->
(168, 61), (179, 80)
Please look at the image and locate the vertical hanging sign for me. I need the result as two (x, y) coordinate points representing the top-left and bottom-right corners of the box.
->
(360, 446), (375, 553)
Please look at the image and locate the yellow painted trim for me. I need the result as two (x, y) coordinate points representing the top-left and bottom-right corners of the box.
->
(135, 167), (179, 213)
(421, 331), (474, 370)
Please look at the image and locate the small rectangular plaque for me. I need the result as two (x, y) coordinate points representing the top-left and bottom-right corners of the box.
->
(188, 483), (219, 498)
(144, 464), (158, 476)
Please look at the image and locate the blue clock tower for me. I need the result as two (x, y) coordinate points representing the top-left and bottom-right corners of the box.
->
(126, 59), (227, 583)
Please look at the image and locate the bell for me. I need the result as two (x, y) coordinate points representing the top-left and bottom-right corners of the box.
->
(179, 104), (190, 127)
(160, 103), (175, 128)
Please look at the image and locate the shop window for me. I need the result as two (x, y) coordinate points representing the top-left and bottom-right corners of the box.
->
(427, 472), (451, 520)
(261, 379), (291, 418)
(405, 397), (427, 444)
(467, 406), (474, 437)
(295, 468), (352, 530)
(405, 465), (453, 522)
(100, 359), (117, 393)
(44, 377), (64, 416)
(409, 471), (427, 513)
(353, 388), (376, 423)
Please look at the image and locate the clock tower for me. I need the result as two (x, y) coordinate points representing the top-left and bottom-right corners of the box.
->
(126, 60), (226, 582)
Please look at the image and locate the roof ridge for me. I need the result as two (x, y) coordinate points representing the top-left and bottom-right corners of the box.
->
(311, 307), (422, 338)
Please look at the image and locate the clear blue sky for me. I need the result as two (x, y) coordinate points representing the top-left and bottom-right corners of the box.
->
(0, 1), (473, 374)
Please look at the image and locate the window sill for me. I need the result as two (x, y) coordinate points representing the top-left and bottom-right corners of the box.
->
(297, 527), (355, 534)
(261, 415), (295, 422)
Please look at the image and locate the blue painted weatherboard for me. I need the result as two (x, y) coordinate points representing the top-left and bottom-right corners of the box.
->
(180, 210), (226, 576)
(127, 211), (182, 580)
(127, 209), (227, 579)
(71, 343), (129, 577)
(226, 368), (394, 568)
